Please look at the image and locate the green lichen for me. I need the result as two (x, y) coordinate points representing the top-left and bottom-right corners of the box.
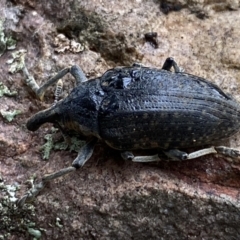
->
(0, 109), (21, 122)
(0, 20), (6, 55)
(68, 136), (85, 152)
(55, 217), (63, 228)
(40, 134), (54, 160)
(0, 82), (17, 97)
(28, 227), (42, 239)
(54, 136), (85, 152)
(41, 130), (85, 160)
(53, 140), (69, 151)
(6, 36), (17, 50)
(0, 19), (16, 56)
(0, 175), (39, 238)
(7, 49), (26, 73)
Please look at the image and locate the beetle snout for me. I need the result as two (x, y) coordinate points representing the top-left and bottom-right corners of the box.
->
(27, 107), (59, 131)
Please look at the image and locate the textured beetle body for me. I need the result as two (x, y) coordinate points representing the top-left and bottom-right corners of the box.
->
(27, 66), (240, 151)
(18, 59), (240, 205)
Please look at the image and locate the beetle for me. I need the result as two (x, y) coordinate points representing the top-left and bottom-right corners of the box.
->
(18, 57), (240, 205)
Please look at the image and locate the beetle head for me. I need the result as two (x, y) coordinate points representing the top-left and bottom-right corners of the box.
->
(27, 80), (103, 138)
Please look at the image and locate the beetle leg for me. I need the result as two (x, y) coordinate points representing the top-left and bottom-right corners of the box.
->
(23, 65), (69, 100)
(17, 167), (76, 207)
(72, 138), (97, 168)
(70, 65), (88, 85)
(121, 151), (160, 162)
(122, 148), (215, 162)
(181, 146), (240, 160)
(162, 57), (180, 72)
(163, 147), (218, 161)
(132, 154), (160, 162)
(185, 147), (217, 159)
(163, 149), (189, 160)
(163, 146), (240, 161)
(161, 57), (184, 73)
(121, 146), (240, 163)
(17, 139), (97, 206)
(121, 151), (135, 160)
(132, 63), (144, 67)
(22, 64), (87, 100)
(215, 146), (240, 158)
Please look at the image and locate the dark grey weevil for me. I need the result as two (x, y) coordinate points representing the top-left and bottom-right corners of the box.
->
(18, 57), (240, 205)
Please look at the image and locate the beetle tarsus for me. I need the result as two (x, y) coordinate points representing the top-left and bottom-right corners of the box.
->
(215, 146), (240, 159)
(163, 146), (240, 161)
(17, 180), (46, 207)
(17, 167), (76, 207)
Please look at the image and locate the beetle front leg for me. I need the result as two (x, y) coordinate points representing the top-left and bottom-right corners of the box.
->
(72, 138), (97, 168)
(17, 139), (97, 206)
(23, 65), (70, 100)
(22, 64), (87, 100)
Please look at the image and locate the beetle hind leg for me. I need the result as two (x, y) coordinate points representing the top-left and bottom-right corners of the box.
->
(215, 146), (240, 159)
(121, 146), (238, 162)
(164, 146), (240, 161)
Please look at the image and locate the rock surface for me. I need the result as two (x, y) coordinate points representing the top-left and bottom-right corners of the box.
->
(1, 0), (240, 239)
